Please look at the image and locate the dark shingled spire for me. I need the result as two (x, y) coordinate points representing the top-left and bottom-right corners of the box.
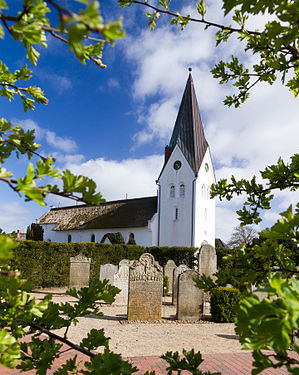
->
(169, 72), (208, 174)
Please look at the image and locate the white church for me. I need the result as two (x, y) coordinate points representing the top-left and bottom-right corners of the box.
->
(38, 71), (216, 247)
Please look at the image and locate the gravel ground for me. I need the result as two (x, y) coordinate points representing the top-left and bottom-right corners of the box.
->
(31, 287), (244, 357)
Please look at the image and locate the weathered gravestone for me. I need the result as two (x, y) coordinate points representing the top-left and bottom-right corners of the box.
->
(172, 264), (189, 305)
(99, 264), (118, 286)
(127, 253), (163, 321)
(198, 244), (217, 314)
(164, 260), (176, 295)
(198, 244), (217, 279)
(113, 264), (129, 305)
(119, 259), (130, 266)
(177, 270), (203, 321)
(69, 253), (91, 288)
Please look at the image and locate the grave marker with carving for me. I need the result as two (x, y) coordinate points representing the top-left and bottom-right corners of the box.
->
(127, 253), (163, 321)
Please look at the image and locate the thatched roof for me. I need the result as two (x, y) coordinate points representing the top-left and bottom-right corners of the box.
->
(38, 196), (157, 231)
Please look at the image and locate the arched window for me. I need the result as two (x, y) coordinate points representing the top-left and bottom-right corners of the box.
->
(201, 184), (206, 198)
(204, 208), (208, 221)
(91, 234), (95, 242)
(67, 234), (72, 243)
(127, 233), (136, 245)
(179, 183), (185, 197)
(170, 184), (175, 198)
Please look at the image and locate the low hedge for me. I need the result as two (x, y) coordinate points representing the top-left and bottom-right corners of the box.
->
(11, 241), (144, 288)
(11, 241), (197, 288)
(210, 287), (241, 323)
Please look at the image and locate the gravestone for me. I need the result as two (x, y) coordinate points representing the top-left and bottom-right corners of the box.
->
(99, 264), (118, 285)
(69, 253), (91, 288)
(127, 253), (163, 321)
(164, 260), (176, 296)
(172, 264), (189, 305)
(198, 245), (217, 314)
(177, 270), (203, 321)
(119, 259), (131, 267)
(113, 264), (129, 305)
(198, 244), (217, 279)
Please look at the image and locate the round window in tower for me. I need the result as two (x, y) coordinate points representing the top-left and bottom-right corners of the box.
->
(173, 160), (182, 170)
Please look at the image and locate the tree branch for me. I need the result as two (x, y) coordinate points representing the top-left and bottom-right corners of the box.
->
(128, 0), (261, 35)
(0, 139), (47, 161)
(0, 175), (96, 204)
(25, 321), (96, 358)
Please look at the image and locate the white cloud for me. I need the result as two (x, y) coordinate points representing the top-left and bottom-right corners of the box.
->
(263, 210), (281, 224)
(50, 152), (85, 164)
(134, 98), (178, 146)
(62, 154), (164, 201)
(45, 130), (77, 153)
(0, 202), (30, 233)
(17, 119), (77, 153)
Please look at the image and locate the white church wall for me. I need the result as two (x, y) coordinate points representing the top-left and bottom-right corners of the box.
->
(42, 223), (57, 242)
(41, 225), (153, 246)
(158, 145), (195, 247)
(194, 148), (216, 247)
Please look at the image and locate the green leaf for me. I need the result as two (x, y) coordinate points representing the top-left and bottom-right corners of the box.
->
(80, 329), (110, 350)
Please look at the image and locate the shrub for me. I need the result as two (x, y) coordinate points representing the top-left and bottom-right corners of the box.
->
(210, 287), (241, 323)
(163, 275), (169, 296)
(11, 241), (198, 288)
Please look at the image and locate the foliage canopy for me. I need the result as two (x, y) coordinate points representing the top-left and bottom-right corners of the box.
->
(119, 0), (299, 107)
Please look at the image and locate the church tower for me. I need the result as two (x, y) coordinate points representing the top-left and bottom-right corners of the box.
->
(156, 71), (215, 247)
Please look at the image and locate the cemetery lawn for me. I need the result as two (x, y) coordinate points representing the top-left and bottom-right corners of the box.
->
(30, 287), (244, 356)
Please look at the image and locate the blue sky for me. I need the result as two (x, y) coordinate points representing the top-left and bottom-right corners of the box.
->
(1, 0), (298, 241)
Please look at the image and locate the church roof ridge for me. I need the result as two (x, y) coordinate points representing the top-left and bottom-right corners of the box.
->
(168, 72), (208, 174)
(38, 196), (158, 231)
(47, 195), (157, 212)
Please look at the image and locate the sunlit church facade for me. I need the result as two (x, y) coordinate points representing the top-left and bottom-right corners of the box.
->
(39, 72), (216, 247)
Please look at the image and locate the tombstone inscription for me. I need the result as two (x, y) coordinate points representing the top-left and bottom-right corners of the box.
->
(69, 253), (91, 288)
(127, 253), (163, 321)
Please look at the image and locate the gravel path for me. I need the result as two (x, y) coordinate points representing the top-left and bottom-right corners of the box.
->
(31, 287), (244, 357)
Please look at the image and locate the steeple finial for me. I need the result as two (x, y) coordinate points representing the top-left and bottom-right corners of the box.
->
(188, 67), (192, 72)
